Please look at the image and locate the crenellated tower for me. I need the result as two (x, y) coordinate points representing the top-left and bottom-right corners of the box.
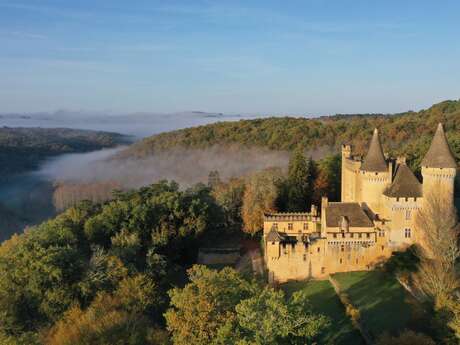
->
(421, 123), (457, 202)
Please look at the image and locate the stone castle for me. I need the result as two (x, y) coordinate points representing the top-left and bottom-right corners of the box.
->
(263, 124), (458, 283)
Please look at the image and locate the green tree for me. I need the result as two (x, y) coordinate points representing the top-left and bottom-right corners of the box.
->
(285, 148), (316, 211)
(212, 178), (245, 231)
(313, 154), (341, 204)
(235, 288), (329, 345)
(165, 265), (254, 345)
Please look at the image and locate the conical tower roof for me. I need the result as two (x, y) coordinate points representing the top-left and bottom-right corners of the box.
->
(266, 226), (283, 242)
(384, 162), (422, 198)
(421, 123), (457, 169)
(360, 128), (387, 172)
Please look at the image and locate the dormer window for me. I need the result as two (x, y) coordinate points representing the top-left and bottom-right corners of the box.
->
(339, 216), (349, 232)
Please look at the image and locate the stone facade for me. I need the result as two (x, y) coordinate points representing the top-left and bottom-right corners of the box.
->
(264, 124), (458, 283)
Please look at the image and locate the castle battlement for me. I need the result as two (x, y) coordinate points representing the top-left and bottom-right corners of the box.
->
(264, 124), (458, 283)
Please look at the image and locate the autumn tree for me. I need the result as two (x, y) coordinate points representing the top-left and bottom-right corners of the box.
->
(414, 190), (460, 303)
(413, 188), (460, 340)
(165, 265), (254, 345)
(165, 266), (329, 345)
(241, 168), (283, 234)
(313, 154), (341, 204)
(44, 274), (167, 345)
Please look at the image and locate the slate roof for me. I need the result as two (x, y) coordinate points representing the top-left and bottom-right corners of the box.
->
(360, 128), (388, 172)
(421, 123), (457, 169)
(325, 202), (374, 228)
(384, 162), (422, 198)
(266, 226), (284, 242)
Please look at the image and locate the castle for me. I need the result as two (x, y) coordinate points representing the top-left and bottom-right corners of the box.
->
(263, 124), (458, 283)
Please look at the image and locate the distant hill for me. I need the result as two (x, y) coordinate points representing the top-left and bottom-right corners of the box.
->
(120, 100), (460, 173)
(0, 127), (128, 178)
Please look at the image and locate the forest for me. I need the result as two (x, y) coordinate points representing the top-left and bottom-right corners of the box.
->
(0, 178), (332, 345)
(122, 99), (460, 174)
(0, 147), (457, 344)
(0, 127), (128, 178)
(2, 100), (460, 344)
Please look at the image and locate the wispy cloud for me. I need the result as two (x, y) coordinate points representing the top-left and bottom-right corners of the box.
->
(0, 1), (94, 20)
(2, 30), (48, 40)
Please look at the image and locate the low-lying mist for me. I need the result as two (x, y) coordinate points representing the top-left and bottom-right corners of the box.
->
(38, 145), (291, 189)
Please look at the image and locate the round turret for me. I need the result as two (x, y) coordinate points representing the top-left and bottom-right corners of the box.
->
(421, 123), (457, 200)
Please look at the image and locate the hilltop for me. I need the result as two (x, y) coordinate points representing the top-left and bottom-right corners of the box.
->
(0, 127), (128, 178)
(121, 100), (460, 173)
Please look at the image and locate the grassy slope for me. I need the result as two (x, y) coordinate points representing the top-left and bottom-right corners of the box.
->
(121, 100), (460, 173)
(282, 280), (365, 345)
(332, 271), (432, 339)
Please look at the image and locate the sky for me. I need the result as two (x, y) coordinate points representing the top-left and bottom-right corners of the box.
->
(1, 0), (460, 115)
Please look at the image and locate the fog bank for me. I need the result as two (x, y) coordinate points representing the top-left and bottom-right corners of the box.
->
(37, 145), (291, 188)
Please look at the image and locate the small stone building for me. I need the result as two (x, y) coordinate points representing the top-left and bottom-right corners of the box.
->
(264, 124), (457, 283)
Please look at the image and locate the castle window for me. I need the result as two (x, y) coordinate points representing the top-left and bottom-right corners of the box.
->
(333, 233), (337, 238)
(272, 242), (275, 245)
(381, 245), (385, 251)
(339, 258), (343, 264)
(405, 228), (411, 238)
(303, 254), (307, 261)
(359, 233), (362, 238)
(366, 233), (370, 238)
(303, 223), (308, 230)
(317, 247), (320, 253)
(350, 233), (354, 238)
(405, 210), (411, 220)
(273, 223), (278, 229)
(288, 223), (293, 230)
(341, 245), (345, 252)
(379, 229), (385, 237)
(342, 233), (345, 238)
(321, 267), (326, 274)
(356, 259), (358, 264)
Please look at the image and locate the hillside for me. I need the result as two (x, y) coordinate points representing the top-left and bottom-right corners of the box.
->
(121, 100), (460, 173)
(0, 127), (129, 178)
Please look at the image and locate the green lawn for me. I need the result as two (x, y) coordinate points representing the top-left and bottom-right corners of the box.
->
(282, 280), (365, 345)
(332, 271), (432, 339)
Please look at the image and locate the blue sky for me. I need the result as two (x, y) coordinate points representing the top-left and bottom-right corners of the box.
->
(1, 0), (459, 115)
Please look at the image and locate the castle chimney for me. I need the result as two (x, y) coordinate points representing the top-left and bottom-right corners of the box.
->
(320, 197), (328, 238)
(310, 204), (318, 216)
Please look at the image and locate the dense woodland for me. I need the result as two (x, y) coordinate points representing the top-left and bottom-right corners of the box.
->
(2, 100), (460, 344)
(0, 154), (456, 344)
(122, 99), (460, 174)
(0, 127), (128, 178)
(0, 180), (336, 345)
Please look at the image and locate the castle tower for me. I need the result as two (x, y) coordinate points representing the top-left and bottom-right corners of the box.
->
(421, 123), (457, 202)
(359, 128), (391, 215)
(341, 144), (353, 201)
